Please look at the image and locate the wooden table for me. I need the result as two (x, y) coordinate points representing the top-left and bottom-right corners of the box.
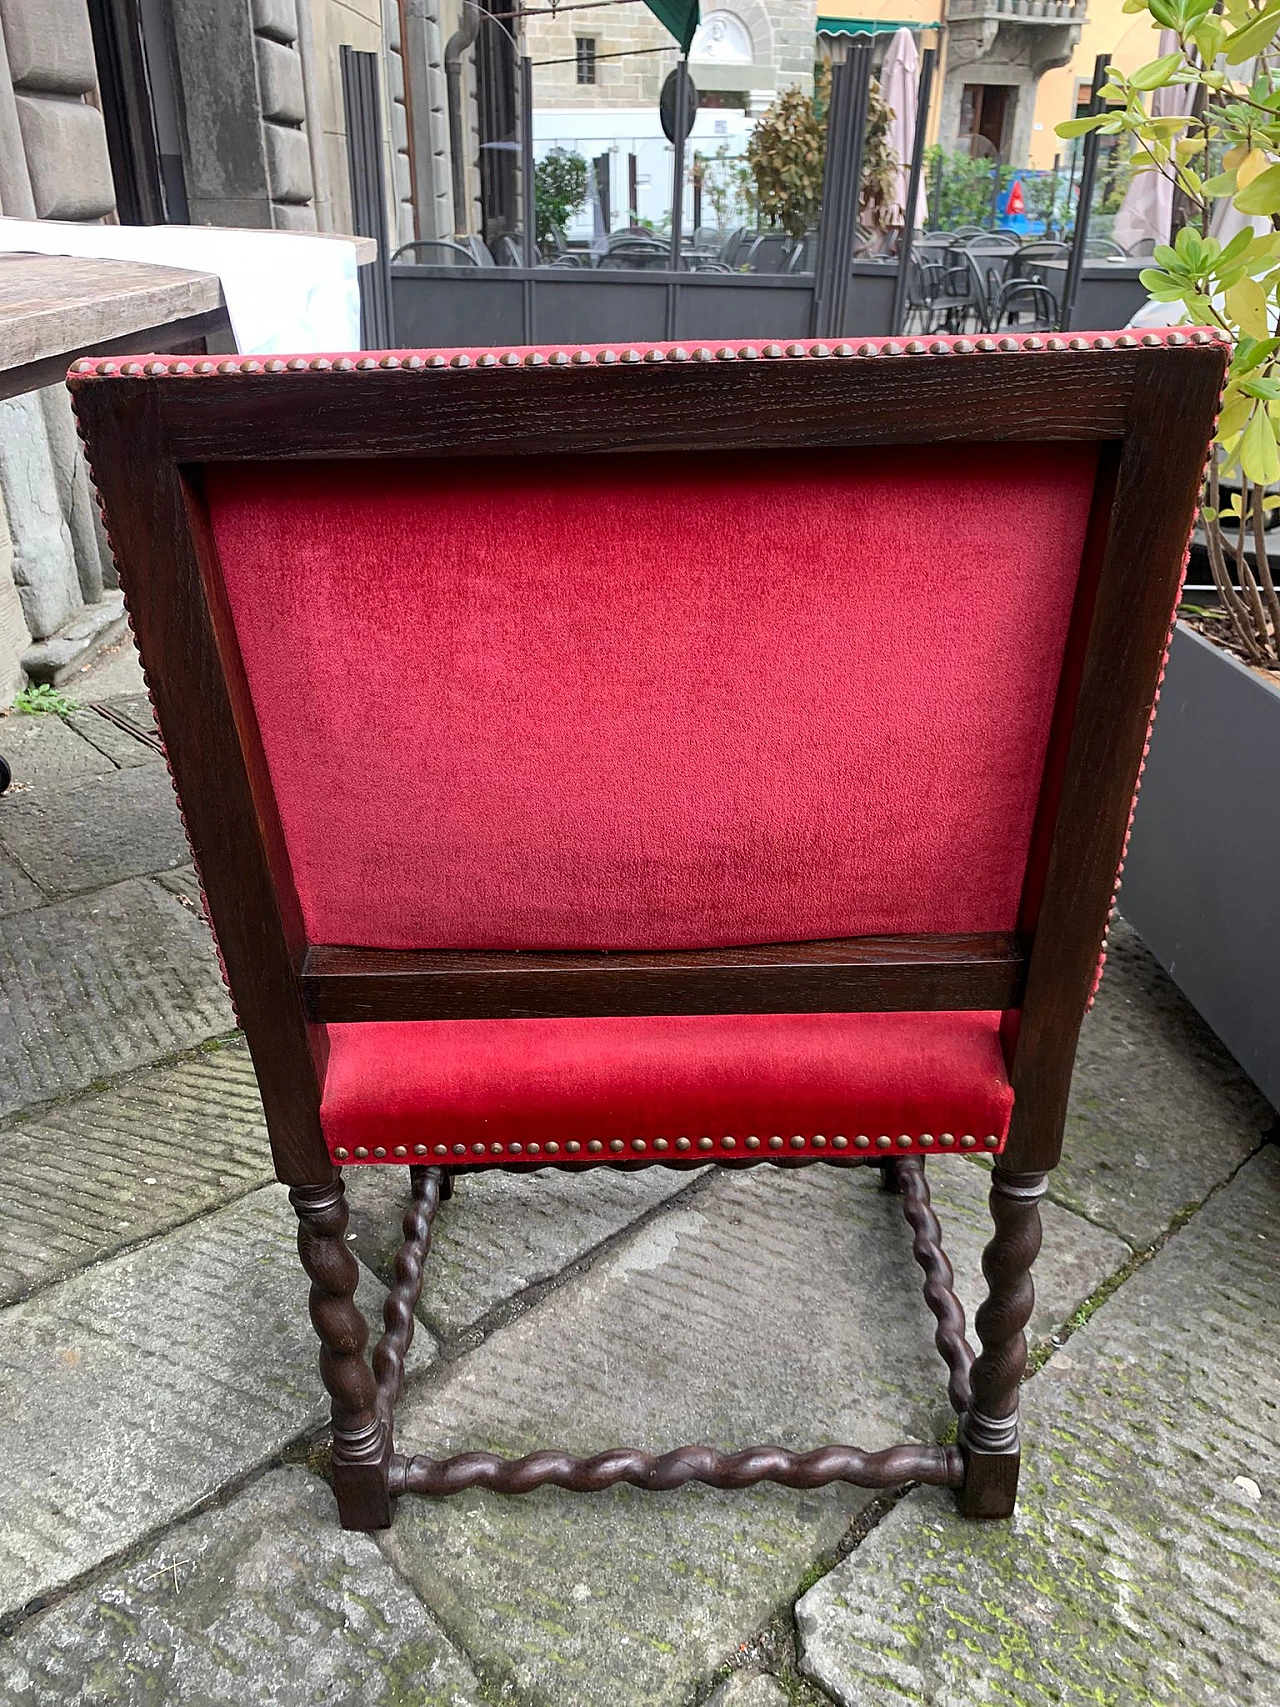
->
(0, 235), (378, 401)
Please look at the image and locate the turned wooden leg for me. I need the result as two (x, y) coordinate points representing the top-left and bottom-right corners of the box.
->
(958, 1167), (1047, 1520)
(290, 1175), (392, 1530)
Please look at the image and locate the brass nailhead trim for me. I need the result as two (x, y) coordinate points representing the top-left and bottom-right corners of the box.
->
(588, 1139), (603, 1152)
(876, 1135), (892, 1150)
(698, 1136), (714, 1151)
(746, 1135), (761, 1148)
(654, 1138), (668, 1151)
(354, 1146), (369, 1159)
(789, 1135), (805, 1150)
(609, 1138), (625, 1152)
(566, 1140), (580, 1152)
(393, 1145), (407, 1157)
(854, 1135), (870, 1148)
(768, 1135), (784, 1149)
(961, 1134), (977, 1149)
(334, 1147), (349, 1160)
(832, 1135), (848, 1149)
(633, 1138), (647, 1151)
(547, 1141), (561, 1154)
(374, 1145), (387, 1157)
(721, 1135), (736, 1149)
(676, 1137), (692, 1151)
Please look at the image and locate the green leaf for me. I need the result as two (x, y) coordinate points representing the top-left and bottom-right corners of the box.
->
(1235, 162), (1280, 214)
(1240, 405), (1280, 483)
(1224, 1), (1280, 63)
(1241, 375), (1280, 396)
(1226, 276), (1271, 338)
(1056, 115), (1103, 138)
(1131, 51), (1186, 89)
(1201, 170), (1240, 195)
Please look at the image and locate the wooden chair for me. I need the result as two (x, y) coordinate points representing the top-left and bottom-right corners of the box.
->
(70, 330), (1224, 1532)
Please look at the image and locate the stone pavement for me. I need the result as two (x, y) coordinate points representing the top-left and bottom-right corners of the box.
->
(0, 639), (1276, 1706)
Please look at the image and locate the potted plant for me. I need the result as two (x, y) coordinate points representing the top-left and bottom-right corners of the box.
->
(1058, 0), (1280, 1106)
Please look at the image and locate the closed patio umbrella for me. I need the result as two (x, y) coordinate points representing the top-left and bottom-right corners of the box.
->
(881, 27), (922, 232)
(1113, 30), (1190, 252)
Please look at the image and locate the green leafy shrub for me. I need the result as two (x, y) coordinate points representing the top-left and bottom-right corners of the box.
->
(534, 147), (589, 244)
(1061, 0), (1280, 665)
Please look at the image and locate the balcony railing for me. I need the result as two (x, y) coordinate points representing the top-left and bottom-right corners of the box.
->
(947, 0), (1085, 22)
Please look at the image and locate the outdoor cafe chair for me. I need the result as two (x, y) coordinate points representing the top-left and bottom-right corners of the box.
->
(70, 330), (1224, 1533)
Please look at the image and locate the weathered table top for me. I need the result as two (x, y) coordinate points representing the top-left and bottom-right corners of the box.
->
(0, 232), (378, 400)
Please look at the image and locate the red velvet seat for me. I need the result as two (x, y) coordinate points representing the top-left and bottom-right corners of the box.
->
(320, 1009), (1015, 1162)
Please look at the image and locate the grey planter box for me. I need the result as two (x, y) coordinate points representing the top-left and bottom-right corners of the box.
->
(1122, 621), (1280, 1109)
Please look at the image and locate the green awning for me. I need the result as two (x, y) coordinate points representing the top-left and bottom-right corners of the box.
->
(645, 0), (700, 54)
(816, 16), (926, 34)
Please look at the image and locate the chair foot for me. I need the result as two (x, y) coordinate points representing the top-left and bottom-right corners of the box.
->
(957, 1407), (1021, 1518)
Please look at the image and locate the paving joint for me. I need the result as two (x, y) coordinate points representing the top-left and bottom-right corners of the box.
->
(424, 1163), (718, 1364)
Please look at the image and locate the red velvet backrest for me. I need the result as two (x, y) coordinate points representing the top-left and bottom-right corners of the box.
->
(202, 438), (1099, 952)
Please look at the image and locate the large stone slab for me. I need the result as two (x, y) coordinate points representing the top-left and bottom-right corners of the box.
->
(0, 1186), (434, 1617)
(796, 1146), (1280, 1707)
(0, 1468), (487, 1707)
(0, 849), (43, 919)
(64, 702), (161, 769)
(0, 762), (190, 895)
(345, 1161), (706, 1341)
(0, 711), (114, 790)
(379, 1159), (1124, 1707)
(0, 877), (233, 1116)
(1058, 919), (1273, 1250)
(0, 1039), (271, 1305)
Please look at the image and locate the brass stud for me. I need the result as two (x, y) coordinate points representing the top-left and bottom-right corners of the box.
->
(374, 1145), (387, 1158)
(172, 362), (190, 375)
(547, 1141), (561, 1154)
(511, 1142), (523, 1154)
(717, 346), (735, 360)
(145, 360), (168, 376)
(381, 354), (402, 368)
(883, 341), (904, 356)
(405, 354), (424, 369)
(426, 354), (446, 367)
(430, 1144), (444, 1155)
(654, 1138), (668, 1151)
(644, 348), (664, 362)
(393, 1145), (407, 1157)
(668, 346), (689, 362)
(785, 342), (806, 357)
(876, 1135), (892, 1150)
(1024, 337), (1044, 351)
(930, 340), (950, 355)
(832, 342), (853, 357)
(1115, 334), (1136, 348)
(354, 1145), (369, 1159)
(334, 1147), (350, 1160)
(1046, 337), (1066, 352)
(763, 343), (783, 358)
(451, 353), (471, 368)
(609, 1138), (625, 1152)
(940, 1133), (955, 1148)
(452, 1142), (466, 1154)
(1067, 337), (1088, 351)
(71, 359), (93, 374)
(789, 1135), (805, 1150)
(356, 356), (378, 370)
(528, 1141), (541, 1154)
(905, 340), (926, 355)
(1167, 331), (1187, 346)
(975, 337), (996, 353)
(739, 345), (759, 359)
(572, 349), (592, 364)
(309, 357), (331, 370)
(597, 349), (617, 364)
(692, 346), (713, 361)
(632, 1138), (647, 1151)
(961, 1134), (977, 1150)
(676, 1137), (692, 1151)
(985, 1135), (1001, 1150)
(856, 342), (876, 357)
(550, 351), (569, 366)
(897, 1135), (913, 1149)
(622, 348), (642, 362)
(1092, 336), (1113, 350)
(1141, 332), (1161, 347)
(502, 351), (521, 366)
(698, 1136), (714, 1151)
(854, 1135), (870, 1149)
(746, 1135), (761, 1149)
(490, 1142), (502, 1154)
(588, 1139), (603, 1153)
(813, 1134), (827, 1148)
(1189, 330), (1210, 345)
(333, 357), (354, 371)
(720, 1135), (736, 1149)
(768, 1135), (784, 1149)
(997, 337), (1018, 353)
(282, 357), (305, 370)
(832, 1135), (848, 1150)
(472, 1140), (486, 1154)
(953, 339), (973, 354)
(525, 351), (545, 366)
(810, 343), (830, 357)
(476, 352), (497, 367)
(920, 1134), (934, 1147)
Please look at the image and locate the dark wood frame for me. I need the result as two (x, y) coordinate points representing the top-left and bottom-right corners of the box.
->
(69, 331), (1225, 1531)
